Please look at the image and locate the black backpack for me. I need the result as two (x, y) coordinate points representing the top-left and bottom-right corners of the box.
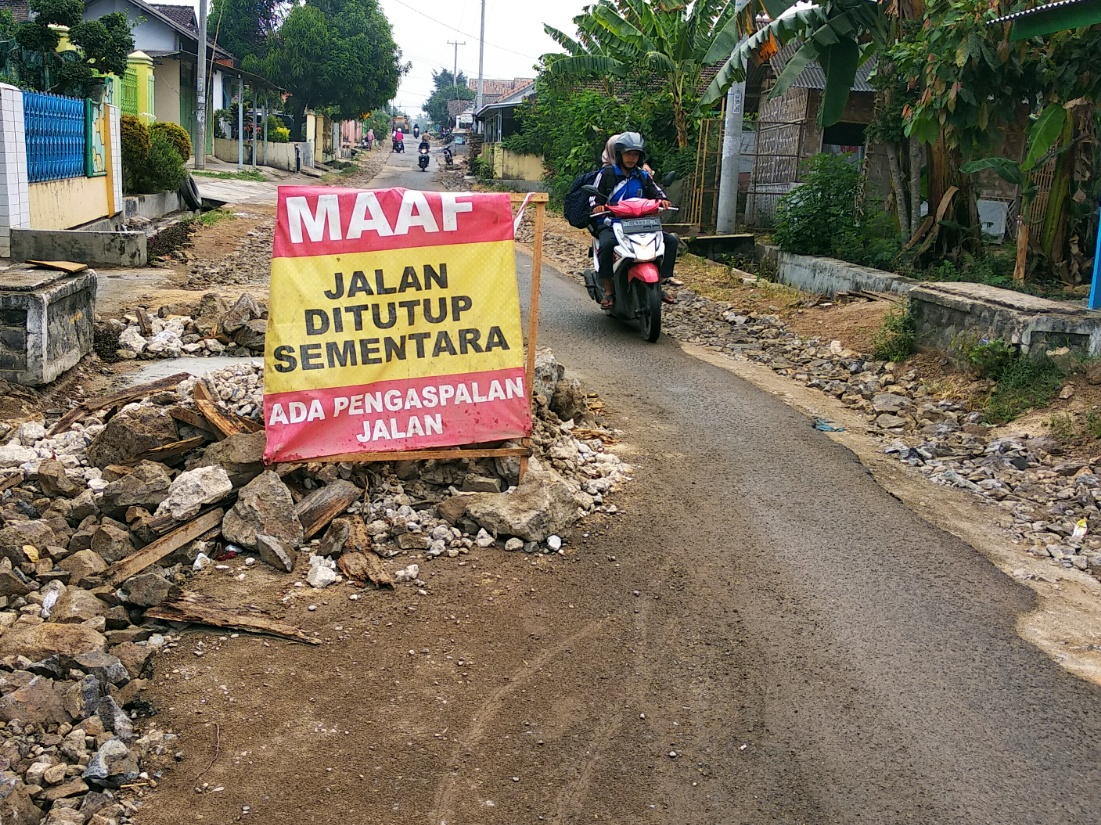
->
(563, 169), (602, 229)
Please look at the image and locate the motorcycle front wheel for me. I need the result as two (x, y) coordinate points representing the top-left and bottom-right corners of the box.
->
(632, 279), (661, 342)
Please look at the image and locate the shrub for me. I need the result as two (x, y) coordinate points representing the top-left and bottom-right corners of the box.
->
(870, 304), (916, 362)
(965, 338), (1018, 380)
(269, 125), (290, 143)
(120, 115), (150, 194)
(983, 357), (1064, 424)
(150, 121), (192, 162)
(774, 153), (861, 256)
(135, 131), (186, 194)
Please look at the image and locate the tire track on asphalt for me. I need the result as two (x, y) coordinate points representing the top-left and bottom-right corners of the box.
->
(430, 619), (605, 825)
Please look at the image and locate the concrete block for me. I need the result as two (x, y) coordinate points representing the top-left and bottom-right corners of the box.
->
(11, 228), (146, 267)
(763, 245), (920, 297)
(910, 282), (1101, 361)
(0, 268), (96, 385)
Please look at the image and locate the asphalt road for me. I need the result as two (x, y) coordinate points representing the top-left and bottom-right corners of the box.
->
(416, 151), (1101, 822)
(140, 149), (1101, 825)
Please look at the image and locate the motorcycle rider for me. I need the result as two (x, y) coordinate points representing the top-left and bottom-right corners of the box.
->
(413, 123), (421, 138)
(590, 132), (676, 309)
(393, 128), (404, 152)
(418, 134), (431, 168)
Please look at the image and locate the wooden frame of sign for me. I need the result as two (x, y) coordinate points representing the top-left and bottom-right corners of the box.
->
(304, 192), (549, 477)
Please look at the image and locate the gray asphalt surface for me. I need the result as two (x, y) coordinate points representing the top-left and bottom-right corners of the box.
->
(382, 150), (1101, 822)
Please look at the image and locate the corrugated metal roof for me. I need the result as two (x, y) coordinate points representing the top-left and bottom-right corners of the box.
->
(993, 0), (1094, 24)
(768, 42), (876, 93)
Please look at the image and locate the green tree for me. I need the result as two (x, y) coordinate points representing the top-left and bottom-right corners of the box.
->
(424, 69), (474, 130)
(209, 0), (287, 64)
(7, 0), (132, 96)
(253, 0), (405, 120)
(541, 0), (741, 147)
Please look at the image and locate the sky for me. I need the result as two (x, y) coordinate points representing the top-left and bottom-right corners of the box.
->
(378, 0), (591, 119)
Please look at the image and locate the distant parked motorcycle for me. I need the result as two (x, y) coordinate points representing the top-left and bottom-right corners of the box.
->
(442, 144), (454, 167)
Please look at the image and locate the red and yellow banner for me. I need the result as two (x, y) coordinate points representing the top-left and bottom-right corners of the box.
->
(263, 186), (531, 463)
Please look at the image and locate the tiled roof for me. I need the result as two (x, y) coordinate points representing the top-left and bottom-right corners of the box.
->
(467, 78), (535, 97)
(150, 3), (196, 31)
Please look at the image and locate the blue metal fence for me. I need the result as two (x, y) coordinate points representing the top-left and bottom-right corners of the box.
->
(23, 91), (86, 183)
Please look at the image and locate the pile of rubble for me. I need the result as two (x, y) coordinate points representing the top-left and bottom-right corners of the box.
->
(0, 349), (626, 822)
(660, 290), (1101, 573)
(184, 224), (274, 289)
(104, 293), (267, 362)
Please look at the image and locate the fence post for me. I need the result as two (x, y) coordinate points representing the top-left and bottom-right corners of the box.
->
(0, 85), (30, 258)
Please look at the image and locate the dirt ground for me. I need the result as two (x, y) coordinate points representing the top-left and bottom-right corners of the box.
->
(50, 161), (1101, 822)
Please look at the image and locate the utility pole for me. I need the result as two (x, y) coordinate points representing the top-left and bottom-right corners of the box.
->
(715, 0), (751, 234)
(475, 0), (485, 130)
(447, 39), (465, 130)
(195, 0), (208, 169)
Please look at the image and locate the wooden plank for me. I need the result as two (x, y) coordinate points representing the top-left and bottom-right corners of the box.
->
(306, 446), (530, 465)
(145, 591), (319, 645)
(26, 260), (88, 273)
(294, 480), (362, 539)
(193, 382), (250, 439)
(50, 372), (192, 436)
(136, 308), (154, 337)
(169, 407), (217, 434)
(121, 436), (208, 466)
(339, 551), (394, 588)
(101, 509), (225, 587)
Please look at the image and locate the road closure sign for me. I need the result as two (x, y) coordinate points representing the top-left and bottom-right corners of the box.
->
(262, 186), (531, 463)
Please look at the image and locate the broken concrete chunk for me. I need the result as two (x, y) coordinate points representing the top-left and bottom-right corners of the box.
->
(153, 466), (232, 522)
(222, 471), (303, 551)
(57, 551), (107, 587)
(36, 460), (81, 498)
(46, 589), (110, 625)
(99, 461), (173, 517)
(84, 738), (139, 788)
(194, 430), (265, 487)
(89, 523), (133, 565)
(0, 623), (107, 660)
(119, 571), (179, 608)
(85, 408), (179, 469)
(0, 676), (69, 726)
(255, 534), (295, 573)
(220, 292), (262, 334)
(464, 468), (578, 542)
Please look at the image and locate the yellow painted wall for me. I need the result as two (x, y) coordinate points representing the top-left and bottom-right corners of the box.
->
(487, 145), (543, 181)
(29, 177), (110, 230)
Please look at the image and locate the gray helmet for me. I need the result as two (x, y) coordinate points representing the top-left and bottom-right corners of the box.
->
(613, 132), (647, 166)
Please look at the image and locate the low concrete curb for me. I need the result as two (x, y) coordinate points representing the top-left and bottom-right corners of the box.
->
(10, 229), (147, 268)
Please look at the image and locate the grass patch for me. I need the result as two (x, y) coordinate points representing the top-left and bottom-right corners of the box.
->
(199, 208), (236, 227)
(870, 304), (916, 362)
(193, 169), (267, 182)
(983, 357), (1064, 424)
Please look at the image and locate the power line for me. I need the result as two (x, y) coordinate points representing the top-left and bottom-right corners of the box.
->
(387, 0), (541, 61)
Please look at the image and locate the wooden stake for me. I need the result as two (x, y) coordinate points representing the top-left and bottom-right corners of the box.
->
(49, 372), (192, 436)
(294, 480), (362, 539)
(101, 509), (225, 587)
(145, 591), (319, 645)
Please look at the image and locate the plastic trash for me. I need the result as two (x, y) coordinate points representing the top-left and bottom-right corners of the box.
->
(814, 419), (846, 432)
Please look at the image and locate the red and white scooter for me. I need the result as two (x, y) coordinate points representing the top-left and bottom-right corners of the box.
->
(582, 187), (674, 342)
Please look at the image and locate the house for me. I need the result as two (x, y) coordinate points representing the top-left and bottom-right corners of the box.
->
(743, 43), (887, 226)
(472, 82), (542, 188)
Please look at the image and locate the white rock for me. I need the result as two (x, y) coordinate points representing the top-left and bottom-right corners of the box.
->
(307, 555), (338, 588)
(394, 564), (420, 582)
(192, 553), (213, 571)
(154, 466), (233, 522)
(547, 535), (562, 551)
(118, 327), (147, 354)
(0, 444), (36, 468)
(474, 528), (496, 548)
(16, 421), (46, 446)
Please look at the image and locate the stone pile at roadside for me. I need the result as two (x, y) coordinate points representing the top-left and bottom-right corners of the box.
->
(103, 293), (267, 362)
(658, 290), (1101, 575)
(0, 348), (625, 822)
(185, 224), (275, 289)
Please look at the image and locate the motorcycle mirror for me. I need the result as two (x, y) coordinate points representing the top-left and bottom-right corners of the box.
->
(662, 171), (678, 187)
(581, 185), (602, 196)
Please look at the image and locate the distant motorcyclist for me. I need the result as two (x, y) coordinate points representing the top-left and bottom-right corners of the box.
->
(413, 124), (420, 138)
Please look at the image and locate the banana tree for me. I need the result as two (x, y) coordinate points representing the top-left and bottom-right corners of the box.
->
(701, 0), (887, 127)
(541, 0), (741, 147)
(961, 100), (1078, 281)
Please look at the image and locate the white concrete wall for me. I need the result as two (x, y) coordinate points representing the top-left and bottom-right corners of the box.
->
(0, 84), (30, 257)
